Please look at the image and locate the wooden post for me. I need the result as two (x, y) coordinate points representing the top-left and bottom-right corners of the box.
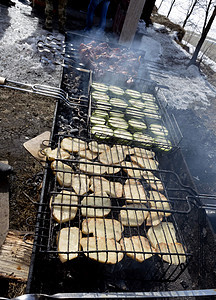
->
(119, 0), (146, 46)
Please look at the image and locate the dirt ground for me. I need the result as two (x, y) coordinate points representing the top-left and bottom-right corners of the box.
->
(0, 4), (216, 299)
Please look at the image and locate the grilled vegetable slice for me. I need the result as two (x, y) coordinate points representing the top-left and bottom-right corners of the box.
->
(89, 176), (123, 198)
(91, 91), (109, 102)
(149, 124), (169, 136)
(129, 98), (145, 109)
(90, 115), (106, 125)
(123, 179), (148, 204)
(79, 158), (108, 175)
(43, 147), (70, 161)
(143, 101), (159, 110)
(133, 132), (154, 147)
(98, 145), (125, 165)
(120, 236), (155, 262)
(88, 141), (110, 153)
(110, 97), (128, 109)
(108, 117), (128, 130)
(142, 92), (155, 101)
(58, 227), (82, 263)
(80, 237), (124, 264)
(130, 155), (159, 170)
(156, 242), (186, 265)
(92, 110), (109, 119)
(91, 82), (108, 93)
(81, 192), (111, 217)
(147, 222), (177, 249)
(109, 111), (125, 118)
(125, 89), (141, 99)
(113, 129), (133, 143)
(128, 119), (147, 132)
(126, 107), (145, 119)
(91, 125), (113, 139)
(154, 136), (172, 151)
(61, 137), (87, 153)
(108, 85), (125, 97)
(82, 218), (123, 241)
(120, 204), (148, 226)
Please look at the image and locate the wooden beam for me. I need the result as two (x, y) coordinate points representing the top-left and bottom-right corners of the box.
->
(119, 0), (146, 46)
(0, 230), (33, 282)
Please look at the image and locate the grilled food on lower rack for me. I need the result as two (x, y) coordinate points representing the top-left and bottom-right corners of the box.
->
(156, 242), (186, 265)
(82, 218), (124, 241)
(120, 204), (149, 227)
(80, 236), (124, 264)
(61, 137), (87, 153)
(89, 176), (123, 198)
(50, 190), (78, 223)
(43, 147), (70, 161)
(81, 192), (111, 217)
(57, 227), (82, 263)
(120, 236), (156, 262)
(143, 170), (164, 191)
(123, 179), (148, 204)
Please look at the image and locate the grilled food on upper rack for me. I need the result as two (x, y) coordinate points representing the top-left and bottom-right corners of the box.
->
(81, 192), (111, 217)
(120, 204), (148, 226)
(123, 179), (148, 204)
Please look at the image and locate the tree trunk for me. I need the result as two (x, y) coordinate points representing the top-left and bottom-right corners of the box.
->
(167, 0), (176, 18)
(189, 5), (216, 65)
(182, 0), (198, 28)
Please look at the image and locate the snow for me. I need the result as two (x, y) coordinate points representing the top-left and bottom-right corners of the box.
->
(0, 0), (215, 112)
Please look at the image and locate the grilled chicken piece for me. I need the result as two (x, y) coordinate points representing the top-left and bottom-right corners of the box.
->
(89, 176), (123, 198)
(82, 218), (123, 241)
(80, 236), (124, 264)
(130, 156), (159, 170)
(120, 204), (148, 227)
(156, 242), (187, 265)
(50, 190), (78, 223)
(57, 227), (82, 263)
(143, 171), (164, 191)
(61, 137), (87, 153)
(43, 147), (70, 161)
(123, 179), (148, 204)
(81, 192), (111, 217)
(147, 222), (177, 249)
(120, 236), (156, 262)
(78, 158), (108, 175)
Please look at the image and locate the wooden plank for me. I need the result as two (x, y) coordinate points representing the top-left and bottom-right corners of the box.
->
(119, 0), (146, 46)
(0, 230), (33, 282)
(0, 160), (9, 249)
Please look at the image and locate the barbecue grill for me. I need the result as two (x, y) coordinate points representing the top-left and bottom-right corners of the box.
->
(1, 32), (216, 299)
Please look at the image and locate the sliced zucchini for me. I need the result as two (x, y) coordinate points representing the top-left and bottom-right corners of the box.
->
(133, 132), (154, 147)
(144, 111), (162, 121)
(125, 89), (141, 99)
(91, 91), (109, 102)
(108, 117), (128, 130)
(108, 85), (125, 97)
(95, 102), (112, 111)
(129, 98), (145, 109)
(109, 111), (125, 118)
(128, 119), (147, 132)
(126, 107), (145, 119)
(149, 124), (169, 136)
(154, 136), (172, 151)
(90, 115), (106, 125)
(143, 101), (159, 111)
(91, 82), (108, 93)
(91, 125), (113, 140)
(110, 98), (128, 109)
(113, 129), (133, 143)
(92, 110), (109, 119)
(141, 92), (155, 101)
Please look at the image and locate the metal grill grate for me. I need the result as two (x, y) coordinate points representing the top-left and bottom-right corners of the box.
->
(31, 136), (195, 283)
